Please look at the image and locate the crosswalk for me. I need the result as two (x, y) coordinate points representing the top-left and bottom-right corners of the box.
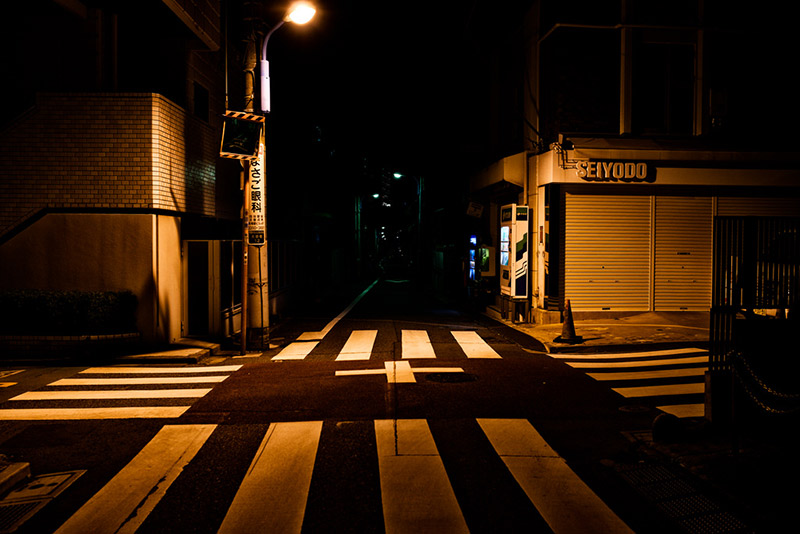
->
(0, 365), (241, 420)
(274, 329), (502, 361)
(53, 418), (634, 534)
(551, 348), (708, 418)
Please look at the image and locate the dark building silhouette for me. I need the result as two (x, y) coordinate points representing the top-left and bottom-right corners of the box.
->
(467, 0), (800, 322)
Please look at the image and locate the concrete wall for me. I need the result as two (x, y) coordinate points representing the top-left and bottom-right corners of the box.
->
(0, 213), (183, 343)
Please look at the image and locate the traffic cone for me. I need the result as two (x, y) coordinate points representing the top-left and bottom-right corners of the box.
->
(555, 299), (583, 344)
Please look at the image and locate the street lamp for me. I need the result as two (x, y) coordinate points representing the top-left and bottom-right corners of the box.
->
(240, 2), (316, 355)
(260, 2), (316, 114)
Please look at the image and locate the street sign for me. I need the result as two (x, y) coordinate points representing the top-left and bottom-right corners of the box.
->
(247, 137), (266, 246)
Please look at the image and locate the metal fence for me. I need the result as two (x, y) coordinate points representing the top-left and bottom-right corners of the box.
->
(711, 217), (800, 371)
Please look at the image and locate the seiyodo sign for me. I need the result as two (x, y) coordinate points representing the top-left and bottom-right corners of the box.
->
(576, 160), (654, 183)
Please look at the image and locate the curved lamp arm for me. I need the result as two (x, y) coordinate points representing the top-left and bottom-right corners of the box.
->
(259, 3), (315, 113)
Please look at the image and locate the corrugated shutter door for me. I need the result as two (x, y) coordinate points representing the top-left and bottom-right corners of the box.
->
(565, 194), (651, 311)
(718, 198), (800, 217)
(654, 197), (712, 311)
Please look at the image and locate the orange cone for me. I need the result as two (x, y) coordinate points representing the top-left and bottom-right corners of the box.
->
(555, 299), (583, 344)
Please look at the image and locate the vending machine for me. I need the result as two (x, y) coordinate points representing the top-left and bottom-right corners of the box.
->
(500, 204), (529, 298)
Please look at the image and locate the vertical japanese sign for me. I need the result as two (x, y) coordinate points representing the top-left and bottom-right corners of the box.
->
(248, 135), (266, 246)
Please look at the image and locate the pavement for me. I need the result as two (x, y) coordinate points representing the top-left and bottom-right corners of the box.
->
(1, 300), (795, 533)
(484, 307), (710, 353)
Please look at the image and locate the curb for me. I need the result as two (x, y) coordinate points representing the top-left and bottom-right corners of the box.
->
(112, 339), (221, 364)
(0, 462), (30, 497)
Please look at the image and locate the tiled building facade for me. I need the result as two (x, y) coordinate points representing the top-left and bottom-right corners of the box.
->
(0, 1), (247, 343)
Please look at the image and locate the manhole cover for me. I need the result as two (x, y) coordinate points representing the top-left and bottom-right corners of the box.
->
(425, 373), (478, 383)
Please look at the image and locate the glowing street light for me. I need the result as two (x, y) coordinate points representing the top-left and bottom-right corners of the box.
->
(260, 2), (316, 113)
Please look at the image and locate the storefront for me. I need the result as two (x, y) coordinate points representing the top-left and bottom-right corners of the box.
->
(471, 138), (800, 319)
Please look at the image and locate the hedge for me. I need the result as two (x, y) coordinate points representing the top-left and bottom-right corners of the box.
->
(0, 289), (137, 335)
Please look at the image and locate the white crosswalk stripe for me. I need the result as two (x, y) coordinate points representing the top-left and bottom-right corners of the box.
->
(54, 419), (634, 533)
(56, 424), (216, 534)
(336, 329), (378, 361)
(552, 348), (708, 418)
(274, 329), (505, 361)
(0, 365), (241, 420)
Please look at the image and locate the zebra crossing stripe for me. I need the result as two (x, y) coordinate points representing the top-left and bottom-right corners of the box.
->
(50, 376), (230, 386)
(567, 356), (707, 369)
(9, 389), (212, 401)
(612, 383), (705, 398)
(52, 419), (638, 532)
(588, 367), (707, 381)
(478, 418), (635, 534)
(55, 424), (215, 534)
(274, 341), (319, 360)
(375, 419), (469, 534)
(336, 330), (378, 361)
(218, 421), (323, 533)
(79, 365), (242, 374)
(549, 348), (704, 360)
(0, 406), (190, 420)
(402, 330), (436, 359)
(451, 331), (501, 359)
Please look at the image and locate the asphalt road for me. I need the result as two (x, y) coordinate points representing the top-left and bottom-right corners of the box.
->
(0, 279), (748, 533)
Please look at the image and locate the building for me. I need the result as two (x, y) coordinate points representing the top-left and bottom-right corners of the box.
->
(468, 0), (800, 321)
(0, 1), (254, 344)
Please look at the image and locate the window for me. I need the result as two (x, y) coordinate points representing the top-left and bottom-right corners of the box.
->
(632, 40), (695, 135)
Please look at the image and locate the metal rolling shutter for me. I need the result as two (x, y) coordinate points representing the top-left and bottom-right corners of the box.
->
(654, 197), (712, 311)
(565, 194), (652, 311)
(718, 197), (800, 217)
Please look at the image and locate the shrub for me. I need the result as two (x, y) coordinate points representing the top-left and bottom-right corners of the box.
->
(0, 289), (138, 335)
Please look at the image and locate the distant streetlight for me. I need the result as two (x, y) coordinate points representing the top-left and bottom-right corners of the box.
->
(260, 2), (316, 113)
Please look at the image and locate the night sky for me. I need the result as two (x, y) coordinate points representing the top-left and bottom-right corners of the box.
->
(263, 0), (487, 177)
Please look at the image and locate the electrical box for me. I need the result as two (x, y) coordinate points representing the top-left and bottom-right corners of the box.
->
(500, 204), (529, 297)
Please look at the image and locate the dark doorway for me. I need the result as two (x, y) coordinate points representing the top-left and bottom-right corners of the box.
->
(187, 241), (210, 336)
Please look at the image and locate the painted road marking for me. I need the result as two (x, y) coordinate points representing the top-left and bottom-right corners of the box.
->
(0, 366), (238, 420)
(375, 419), (469, 534)
(51, 418), (641, 532)
(0, 407), (190, 420)
(588, 367), (707, 380)
(218, 421), (322, 534)
(612, 383), (705, 398)
(478, 418), (634, 534)
(402, 330), (436, 359)
(273, 341), (319, 360)
(79, 365), (242, 374)
(50, 376), (229, 386)
(336, 330), (378, 361)
(55, 424), (215, 534)
(295, 279), (379, 342)
(555, 349), (707, 419)
(549, 348), (705, 360)
(566, 356), (707, 369)
(451, 331), (501, 359)
(9, 389), (212, 401)
(335, 361), (464, 383)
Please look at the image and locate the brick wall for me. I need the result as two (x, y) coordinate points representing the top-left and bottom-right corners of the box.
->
(0, 92), (221, 239)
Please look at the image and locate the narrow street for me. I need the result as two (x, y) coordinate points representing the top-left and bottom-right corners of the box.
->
(0, 280), (754, 533)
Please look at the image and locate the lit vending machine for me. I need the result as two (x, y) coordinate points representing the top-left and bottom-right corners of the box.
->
(500, 204), (529, 298)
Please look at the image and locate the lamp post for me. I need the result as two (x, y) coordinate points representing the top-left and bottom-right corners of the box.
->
(240, 2), (315, 355)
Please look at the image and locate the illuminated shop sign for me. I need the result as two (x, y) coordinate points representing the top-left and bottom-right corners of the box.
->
(576, 161), (654, 183)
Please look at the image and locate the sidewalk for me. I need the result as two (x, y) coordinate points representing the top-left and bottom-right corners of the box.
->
(486, 308), (709, 352)
(487, 307), (798, 533)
